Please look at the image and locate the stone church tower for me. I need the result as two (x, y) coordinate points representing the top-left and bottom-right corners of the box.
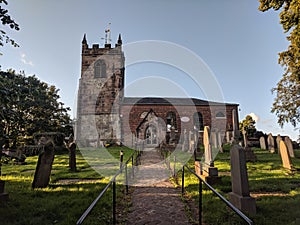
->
(76, 33), (125, 147)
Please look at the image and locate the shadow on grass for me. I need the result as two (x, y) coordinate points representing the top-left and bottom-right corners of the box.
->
(0, 178), (127, 225)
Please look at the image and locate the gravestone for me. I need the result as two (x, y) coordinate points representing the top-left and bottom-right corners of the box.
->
(242, 129), (248, 147)
(276, 135), (282, 154)
(241, 130), (256, 162)
(267, 133), (275, 153)
(226, 131), (230, 143)
(181, 129), (189, 152)
(229, 145), (256, 215)
(203, 126), (213, 167)
(244, 146), (257, 162)
(189, 131), (195, 153)
(201, 126), (219, 184)
(68, 142), (77, 172)
(32, 141), (55, 189)
(194, 128), (199, 149)
(279, 140), (293, 170)
(217, 131), (223, 153)
(211, 131), (218, 148)
(259, 136), (266, 150)
(284, 136), (295, 158)
(232, 109), (240, 140)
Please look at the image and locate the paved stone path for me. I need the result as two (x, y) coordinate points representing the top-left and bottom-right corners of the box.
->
(126, 148), (192, 225)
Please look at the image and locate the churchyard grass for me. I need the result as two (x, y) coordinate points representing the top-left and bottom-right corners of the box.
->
(180, 147), (300, 225)
(0, 146), (134, 225)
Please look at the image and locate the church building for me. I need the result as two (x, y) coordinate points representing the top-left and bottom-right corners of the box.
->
(76, 32), (239, 148)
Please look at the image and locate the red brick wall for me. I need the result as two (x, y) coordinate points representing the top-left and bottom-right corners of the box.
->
(120, 103), (238, 141)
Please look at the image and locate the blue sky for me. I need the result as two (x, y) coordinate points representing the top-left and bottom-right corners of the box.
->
(1, 0), (299, 141)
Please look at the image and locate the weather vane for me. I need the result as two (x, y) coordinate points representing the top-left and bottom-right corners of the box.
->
(104, 23), (111, 45)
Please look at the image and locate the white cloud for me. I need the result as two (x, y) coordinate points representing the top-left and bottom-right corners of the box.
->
(20, 53), (34, 66)
(248, 112), (259, 122)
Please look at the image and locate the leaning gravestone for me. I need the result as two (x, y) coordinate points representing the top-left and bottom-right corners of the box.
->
(229, 145), (256, 215)
(32, 141), (55, 189)
(276, 135), (282, 154)
(259, 136), (266, 150)
(267, 133), (275, 153)
(279, 140), (293, 170)
(284, 136), (295, 158)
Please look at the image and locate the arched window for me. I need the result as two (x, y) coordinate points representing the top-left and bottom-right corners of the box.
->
(94, 60), (106, 78)
(216, 111), (225, 118)
(193, 112), (204, 131)
(166, 111), (177, 131)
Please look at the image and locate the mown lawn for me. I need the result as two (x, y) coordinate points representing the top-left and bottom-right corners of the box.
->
(179, 146), (300, 225)
(0, 146), (134, 225)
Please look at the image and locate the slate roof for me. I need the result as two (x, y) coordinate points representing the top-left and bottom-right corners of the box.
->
(122, 97), (238, 106)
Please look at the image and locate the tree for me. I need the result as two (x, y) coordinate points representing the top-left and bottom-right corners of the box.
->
(258, 0), (300, 128)
(239, 115), (257, 137)
(0, 0), (19, 49)
(0, 70), (71, 147)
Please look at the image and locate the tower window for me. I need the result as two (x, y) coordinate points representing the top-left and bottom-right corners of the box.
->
(94, 60), (106, 78)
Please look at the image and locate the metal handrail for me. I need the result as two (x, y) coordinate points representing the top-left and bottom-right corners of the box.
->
(76, 148), (140, 225)
(182, 165), (254, 225)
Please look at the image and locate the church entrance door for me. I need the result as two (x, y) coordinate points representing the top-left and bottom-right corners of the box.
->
(145, 125), (157, 146)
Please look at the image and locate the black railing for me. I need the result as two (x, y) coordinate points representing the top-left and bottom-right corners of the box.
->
(181, 165), (254, 225)
(76, 147), (142, 225)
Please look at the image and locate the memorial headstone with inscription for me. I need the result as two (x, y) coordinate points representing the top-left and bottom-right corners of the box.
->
(229, 145), (256, 215)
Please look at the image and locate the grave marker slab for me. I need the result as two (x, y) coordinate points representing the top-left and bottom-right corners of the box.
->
(201, 126), (219, 184)
(229, 145), (256, 215)
(189, 131), (195, 153)
(181, 129), (189, 152)
(279, 140), (293, 170)
(69, 142), (77, 172)
(242, 129), (248, 147)
(211, 131), (217, 148)
(276, 135), (282, 154)
(259, 136), (266, 150)
(217, 130), (224, 153)
(32, 141), (55, 189)
(267, 133), (275, 153)
(284, 136), (295, 158)
(232, 109), (239, 140)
